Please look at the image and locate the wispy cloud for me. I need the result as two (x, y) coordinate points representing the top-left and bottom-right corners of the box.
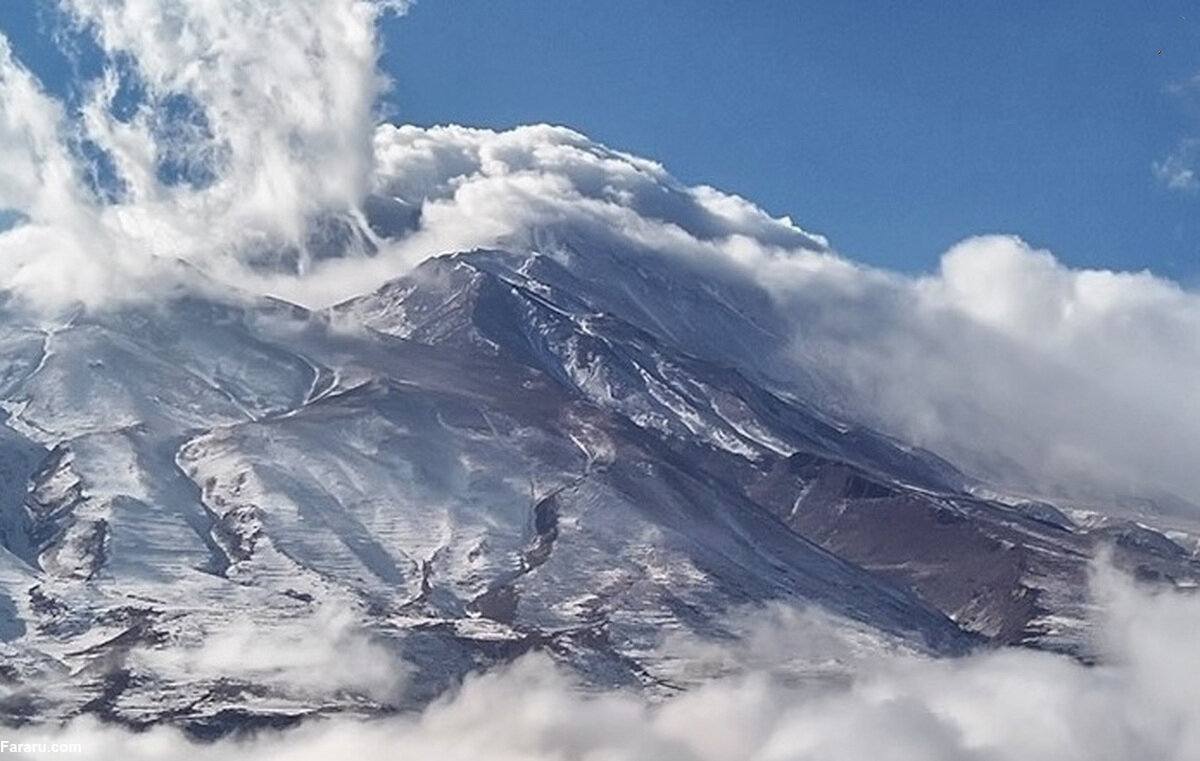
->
(1156, 72), (1200, 193)
(1155, 138), (1200, 191)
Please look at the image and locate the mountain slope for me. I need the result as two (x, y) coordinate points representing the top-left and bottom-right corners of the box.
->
(339, 248), (1200, 652)
(0, 245), (1193, 733)
(0, 280), (971, 732)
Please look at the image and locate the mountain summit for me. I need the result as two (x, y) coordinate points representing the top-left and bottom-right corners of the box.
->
(0, 228), (1194, 734)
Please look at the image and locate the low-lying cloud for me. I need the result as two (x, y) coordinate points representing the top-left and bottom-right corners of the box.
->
(132, 603), (408, 705)
(773, 233), (1200, 507)
(2, 566), (1198, 760)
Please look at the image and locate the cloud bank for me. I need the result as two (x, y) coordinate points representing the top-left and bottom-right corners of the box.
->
(131, 603), (408, 705)
(343, 124), (1200, 507)
(779, 233), (1200, 507)
(5, 567), (1200, 760)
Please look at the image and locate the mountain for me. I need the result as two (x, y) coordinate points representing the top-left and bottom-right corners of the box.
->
(0, 240), (1195, 736)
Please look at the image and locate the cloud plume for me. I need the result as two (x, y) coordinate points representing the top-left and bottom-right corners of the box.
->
(0, 0), (407, 309)
(346, 125), (1200, 507)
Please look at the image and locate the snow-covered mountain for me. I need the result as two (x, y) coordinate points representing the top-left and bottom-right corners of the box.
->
(4, 0), (1200, 754)
(0, 230), (1196, 736)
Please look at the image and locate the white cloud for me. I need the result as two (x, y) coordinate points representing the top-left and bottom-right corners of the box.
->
(7, 5), (1200, 502)
(1157, 73), (1200, 192)
(260, 122), (837, 306)
(0, 36), (77, 218)
(5, 566), (1200, 760)
(1154, 140), (1200, 191)
(301, 124), (1200, 507)
(62, 0), (396, 245)
(0, 0), (408, 310)
(132, 603), (408, 705)
(774, 233), (1200, 505)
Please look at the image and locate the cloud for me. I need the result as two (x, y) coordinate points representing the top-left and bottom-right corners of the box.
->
(297, 123), (1200, 507)
(0, 36), (76, 218)
(61, 0), (401, 248)
(131, 603), (408, 705)
(3, 566), (1200, 760)
(1154, 139), (1200, 191)
(0, 0), (1198, 512)
(260, 122), (839, 306)
(770, 234), (1200, 506)
(0, 0), (408, 310)
(1157, 72), (1200, 193)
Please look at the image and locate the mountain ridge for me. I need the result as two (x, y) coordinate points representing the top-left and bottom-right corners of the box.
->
(0, 244), (1193, 734)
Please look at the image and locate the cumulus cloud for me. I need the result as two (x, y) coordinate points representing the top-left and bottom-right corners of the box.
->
(772, 234), (1200, 507)
(0, 0), (407, 310)
(3, 566), (1200, 760)
(255, 122), (835, 306)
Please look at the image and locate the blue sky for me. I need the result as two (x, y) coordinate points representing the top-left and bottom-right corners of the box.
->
(378, 1), (1200, 280)
(3, 1), (1199, 279)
